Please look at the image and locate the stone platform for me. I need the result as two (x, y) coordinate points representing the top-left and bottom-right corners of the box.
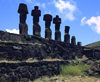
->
(0, 61), (69, 81)
(0, 31), (83, 60)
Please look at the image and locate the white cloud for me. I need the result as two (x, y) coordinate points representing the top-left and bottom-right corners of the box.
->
(5, 29), (19, 34)
(26, 0), (32, 3)
(81, 16), (100, 34)
(25, 0), (77, 21)
(54, 0), (76, 12)
(26, 0), (46, 9)
(81, 17), (86, 25)
(66, 12), (75, 21)
(53, 0), (77, 21)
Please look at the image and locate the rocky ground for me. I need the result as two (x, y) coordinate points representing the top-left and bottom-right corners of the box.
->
(34, 76), (100, 82)
(0, 57), (100, 82)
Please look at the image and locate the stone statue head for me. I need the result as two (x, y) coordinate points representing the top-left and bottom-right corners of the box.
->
(18, 3), (28, 14)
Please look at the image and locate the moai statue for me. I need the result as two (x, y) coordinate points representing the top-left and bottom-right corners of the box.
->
(71, 36), (76, 46)
(77, 42), (82, 46)
(18, 3), (28, 35)
(53, 15), (61, 41)
(31, 6), (41, 36)
(43, 14), (52, 39)
(64, 26), (70, 44)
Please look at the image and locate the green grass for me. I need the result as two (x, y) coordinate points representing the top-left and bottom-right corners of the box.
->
(85, 41), (100, 48)
(85, 41), (100, 50)
(61, 63), (90, 76)
(0, 40), (44, 47)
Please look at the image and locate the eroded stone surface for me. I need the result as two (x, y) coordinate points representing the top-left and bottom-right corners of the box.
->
(53, 15), (61, 41)
(31, 6), (41, 36)
(43, 14), (52, 39)
(18, 3), (28, 35)
(0, 61), (68, 81)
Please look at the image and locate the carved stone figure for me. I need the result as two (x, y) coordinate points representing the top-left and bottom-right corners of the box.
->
(53, 15), (61, 41)
(77, 42), (82, 46)
(71, 36), (76, 45)
(65, 26), (70, 34)
(64, 33), (70, 44)
(31, 6), (41, 36)
(64, 26), (70, 44)
(43, 14), (52, 39)
(18, 3), (28, 35)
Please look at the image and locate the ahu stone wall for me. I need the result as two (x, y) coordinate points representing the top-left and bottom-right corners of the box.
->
(0, 61), (69, 81)
(0, 31), (83, 60)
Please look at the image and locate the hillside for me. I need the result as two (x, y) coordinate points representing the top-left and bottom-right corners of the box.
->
(85, 41), (100, 50)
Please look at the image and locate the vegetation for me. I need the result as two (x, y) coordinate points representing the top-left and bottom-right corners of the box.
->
(0, 58), (64, 63)
(0, 40), (34, 45)
(85, 41), (100, 50)
(61, 63), (90, 76)
(0, 60), (22, 63)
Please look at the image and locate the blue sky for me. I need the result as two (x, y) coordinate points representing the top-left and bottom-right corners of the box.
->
(0, 0), (100, 45)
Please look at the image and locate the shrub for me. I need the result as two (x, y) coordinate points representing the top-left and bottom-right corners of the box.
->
(61, 63), (90, 76)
